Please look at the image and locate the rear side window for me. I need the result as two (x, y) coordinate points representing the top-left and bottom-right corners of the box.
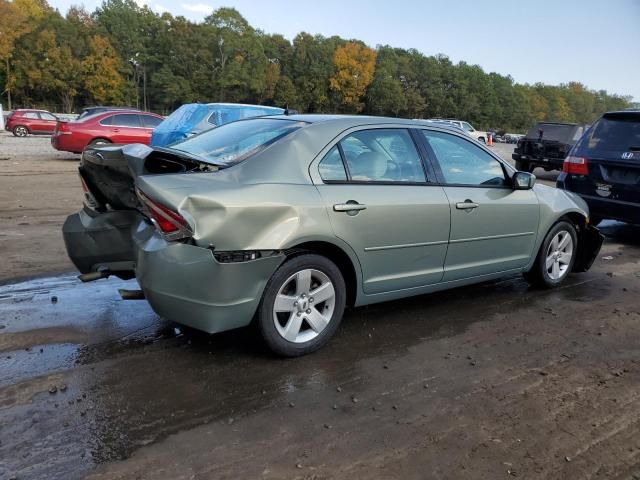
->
(142, 115), (162, 128)
(338, 129), (426, 183)
(23, 112), (39, 119)
(99, 115), (113, 126)
(111, 114), (142, 127)
(577, 114), (640, 157)
(422, 130), (506, 186)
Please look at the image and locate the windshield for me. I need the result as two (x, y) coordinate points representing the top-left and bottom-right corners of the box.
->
(170, 118), (306, 166)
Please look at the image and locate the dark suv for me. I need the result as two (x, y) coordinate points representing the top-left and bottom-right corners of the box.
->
(513, 122), (587, 172)
(557, 111), (640, 225)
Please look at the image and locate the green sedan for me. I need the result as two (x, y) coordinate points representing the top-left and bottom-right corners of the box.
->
(63, 115), (603, 356)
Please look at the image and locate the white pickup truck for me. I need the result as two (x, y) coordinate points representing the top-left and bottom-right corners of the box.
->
(426, 119), (487, 143)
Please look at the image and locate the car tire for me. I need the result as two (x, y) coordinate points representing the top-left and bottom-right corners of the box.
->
(478, 137), (486, 144)
(257, 253), (346, 357)
(12, 125), (29, 137)
(88, 138), (112, 147)
(524, 220), (578, 288)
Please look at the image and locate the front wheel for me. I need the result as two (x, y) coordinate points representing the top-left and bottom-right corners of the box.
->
(524, 220), (578, 288)
(257, 254), (346, 357)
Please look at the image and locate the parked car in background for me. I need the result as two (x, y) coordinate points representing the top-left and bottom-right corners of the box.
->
(150, 103), (286, 147)
(77, 106), (140, 121)
(505, 133), (524, 144)
(557, 110), (640, 225)
(426, 119), (487, 143)
(63, 115), (602, 357)
(52, 110), (163, 154)
(6, 109), (58, 137)
(513, 122), (587, 172)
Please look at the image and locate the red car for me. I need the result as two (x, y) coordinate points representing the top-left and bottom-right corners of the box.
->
(51, 110), (164, 154)
(6, 109), (59, 137)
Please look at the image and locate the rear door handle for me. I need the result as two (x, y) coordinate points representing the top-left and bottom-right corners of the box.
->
(456, 200), (479, 210)
(334, 201), (367, 213)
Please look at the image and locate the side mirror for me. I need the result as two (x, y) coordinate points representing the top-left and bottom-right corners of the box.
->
(512, 171), (536, 190)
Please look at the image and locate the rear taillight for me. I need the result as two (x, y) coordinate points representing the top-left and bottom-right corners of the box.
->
(563, 156), (589, 175)
(56, 121), (71, 135)
(137, 190), (192, 241)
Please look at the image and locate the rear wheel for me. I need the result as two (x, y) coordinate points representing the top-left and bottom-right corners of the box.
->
(257, 254), (346, 357)
(88, 138), (111, 147)
(524, 220), (577, 288)
(515, 159), (534, 173)
(478, 137), (486, 144)
(12, 125), (29, 137)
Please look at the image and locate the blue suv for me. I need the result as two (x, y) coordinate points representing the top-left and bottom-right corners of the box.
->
(557, 111), (640, 225)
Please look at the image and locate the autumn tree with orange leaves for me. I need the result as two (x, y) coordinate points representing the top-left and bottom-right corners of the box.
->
(329, 42), (376, 113)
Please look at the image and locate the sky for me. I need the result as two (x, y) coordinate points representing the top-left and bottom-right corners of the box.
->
(47, 0), (640, 101)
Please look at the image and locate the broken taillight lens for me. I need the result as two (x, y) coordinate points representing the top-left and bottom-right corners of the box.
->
(78, 173), (100, 210)
(563, 156), (589, 175)
(137, 190), (192, 240)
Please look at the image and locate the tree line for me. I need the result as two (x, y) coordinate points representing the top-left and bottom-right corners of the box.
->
(0, 0), (634, 131)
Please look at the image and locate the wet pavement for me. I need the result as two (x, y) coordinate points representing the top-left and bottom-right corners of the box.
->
(1, 222), (639, 479)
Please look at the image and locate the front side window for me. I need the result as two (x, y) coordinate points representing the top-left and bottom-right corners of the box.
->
(421, 130), (506, 186)
(170, 118), (306, 167)
(339, 129), (426, 183)
(461, 122), (474, 132)
(40, 112), (57, 121)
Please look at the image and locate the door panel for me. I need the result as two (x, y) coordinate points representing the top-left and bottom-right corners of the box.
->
(442, 186), (539, 281)
(418, 129), (540, 281)
(317, 184), (450, 294)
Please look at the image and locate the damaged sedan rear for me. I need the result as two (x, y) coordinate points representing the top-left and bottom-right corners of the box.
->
(63, 115), (603, 356)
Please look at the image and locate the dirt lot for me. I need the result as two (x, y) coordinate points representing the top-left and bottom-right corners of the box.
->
(1, 133), (639, 480)
(0, 131), (81, 282)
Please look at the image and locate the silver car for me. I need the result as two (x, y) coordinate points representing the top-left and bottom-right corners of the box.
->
(63, 115), (603, 356)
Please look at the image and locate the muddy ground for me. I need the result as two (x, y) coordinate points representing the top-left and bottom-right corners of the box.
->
(0, 133), (639, 479)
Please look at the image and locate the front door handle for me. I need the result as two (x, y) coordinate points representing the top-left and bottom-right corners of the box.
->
(334, 201), (367, 213)
(456, 200), (479, 210)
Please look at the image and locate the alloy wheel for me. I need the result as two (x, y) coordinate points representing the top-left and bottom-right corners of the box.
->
(272, 268), (336, 343)
(14, 126), (28, 137)
(545, 230), (573, 280)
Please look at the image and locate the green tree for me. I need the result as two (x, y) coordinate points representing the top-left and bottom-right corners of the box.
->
(82, 35), (125, 105)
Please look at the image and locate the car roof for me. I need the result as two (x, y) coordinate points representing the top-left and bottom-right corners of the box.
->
(15, 108), (50, 112)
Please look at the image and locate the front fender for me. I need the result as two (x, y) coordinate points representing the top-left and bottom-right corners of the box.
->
(525, 184), (593, 271)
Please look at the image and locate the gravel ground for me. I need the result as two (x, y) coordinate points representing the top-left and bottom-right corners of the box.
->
(0, 131), (81, 282)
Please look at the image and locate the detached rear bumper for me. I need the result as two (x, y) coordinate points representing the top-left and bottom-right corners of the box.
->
(132, 221), (285, 334)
